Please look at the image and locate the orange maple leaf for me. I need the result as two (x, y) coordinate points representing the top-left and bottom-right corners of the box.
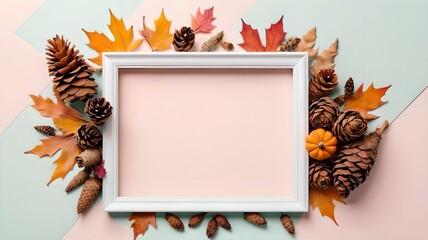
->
(25, 134), (83, 185)
(83, 9), (143, 65)
(191, 6), (216, 34)
(27, 91), (86, 185)
(239, 16), (286, 52)
(139, 9), (173, 51)
(344, 83), (391, 120)
(129, 212), (157, 240)
(310, 187), (346, 225)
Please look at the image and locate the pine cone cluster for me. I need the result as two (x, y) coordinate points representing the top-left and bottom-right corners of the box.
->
(46, 35), (97, 103)
(173, 27), (195, 52)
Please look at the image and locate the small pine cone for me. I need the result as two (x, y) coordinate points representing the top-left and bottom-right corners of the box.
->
(280, 214), (295, 235)
(244, 212), (267, 225)
(309, 69), (338, 100)
(77, 177), (101, 214)
(206, 217), (218, 238)
(46, 35), (97, 103)
(278, 37), (301, 52)
(309, 97), (340, 130)
(76, 148), (101, 168)
(173, 27), (195, 52)
(214, 214), (231, 230)
(201, 31), (224, 52)
(65, 168), (91, 192)
(188, 212), (206, 227)
(220, 41), (234, 51)
(165, 213), (184, 231)
(344, 77), (354, 97)
(76, 124), (102, 149)
(332, 121), (388, 197)
(309, 160), (333, 189)
(84, 97), (113, 125)
(332, 111), (367, 142)
(34, 125), (56, 136)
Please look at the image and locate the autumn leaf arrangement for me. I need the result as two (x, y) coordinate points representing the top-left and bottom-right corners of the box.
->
(24, 5), (392, 239)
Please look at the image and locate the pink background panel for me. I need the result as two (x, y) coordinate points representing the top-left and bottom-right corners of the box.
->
(118, 68), (294, 198)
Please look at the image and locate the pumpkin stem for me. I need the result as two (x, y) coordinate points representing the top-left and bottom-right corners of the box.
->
(318, 142), (325, 149)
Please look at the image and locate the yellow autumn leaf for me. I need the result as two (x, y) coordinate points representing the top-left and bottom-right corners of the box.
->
(83, 9), (143, 65)
(310, 187), (346, 225)
(139, 9), (173, 51)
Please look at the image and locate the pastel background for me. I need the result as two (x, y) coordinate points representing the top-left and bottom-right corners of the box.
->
(0, 0), (427, 239)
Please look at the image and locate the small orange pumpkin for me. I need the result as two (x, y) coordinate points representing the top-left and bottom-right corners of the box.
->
(305, 128), (337, 161)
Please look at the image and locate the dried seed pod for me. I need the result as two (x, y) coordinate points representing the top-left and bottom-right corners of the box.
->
(165, 212), (184, 231)
(77, 177), (101, 214)
(65, 168), (91, 192)
(201, 31), (224, 52)
(280, 214), (295, 235)
(214, 214), (231, 230)
(75, 148), (101, 168)
(34, 125), (56, 136)
(220, 41), (234, 51)
(244, 212), (267, 225)
(278, 37), (301, 52)
(206, 217), (218, 238)
(188, 212), (207, 227)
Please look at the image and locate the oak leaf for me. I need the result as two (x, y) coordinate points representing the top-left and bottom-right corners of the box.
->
(83, 9), (143, 65)
(311, 39), (339, 74)
(239, 16), (286, 52)
(310, 187), (346, 225)
(191, 7), (216, 34)
(25, 134), (83, 185)
(295, 27), (319, 59)
(129, 212), (157, 240)
(139, 9), (173, 51)
(343, 83), (391, 120)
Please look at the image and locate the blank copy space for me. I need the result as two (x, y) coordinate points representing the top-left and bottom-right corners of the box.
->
(118, 68), (294, 197)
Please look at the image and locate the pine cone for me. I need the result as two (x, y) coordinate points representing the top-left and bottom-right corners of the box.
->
(84, 97), (113, 125)
(165, 213), (184, 231)
(332, 111), (367, 142)
(244, 212), (267, 225)
(214, 214), (231, 230)
(76, 148), (101, 168)
(188, 212), (206, 227)
(173, 27), (195, 52)
(309, 160), (333, 189)
(65, 168), (91, 192)
(46, 35), (97, 103)
(332, 121), (388, 197)
(34, 125), (56, 136)
(344, 77), (354, 97)
(309, 69), (338, 100)
(280, 214), (295, 235)
(76, 124), (102, 149)
(77, 177), (101, 214)
(206, 217), (218, 238)
(201, 31), (223, 52)
(278, 37), (301, 52)
(309, 97), (340, 130)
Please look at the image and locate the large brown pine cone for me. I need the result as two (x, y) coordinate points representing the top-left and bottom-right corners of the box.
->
(77, 177), (101, 214)
(309, 97), (340, 130)
(85, 97), (113, 125)
(309, 69), (338, 100)
(332, 121), (388, 197)
(46, 35), (97, 103)
(309, 160), (333, 189)
(75, 124), (102, 149)
(332, 111), (367, 142)
(173, 27), (195, 52)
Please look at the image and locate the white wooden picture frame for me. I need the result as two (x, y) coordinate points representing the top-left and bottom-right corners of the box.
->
(103, 52), (308, 212)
